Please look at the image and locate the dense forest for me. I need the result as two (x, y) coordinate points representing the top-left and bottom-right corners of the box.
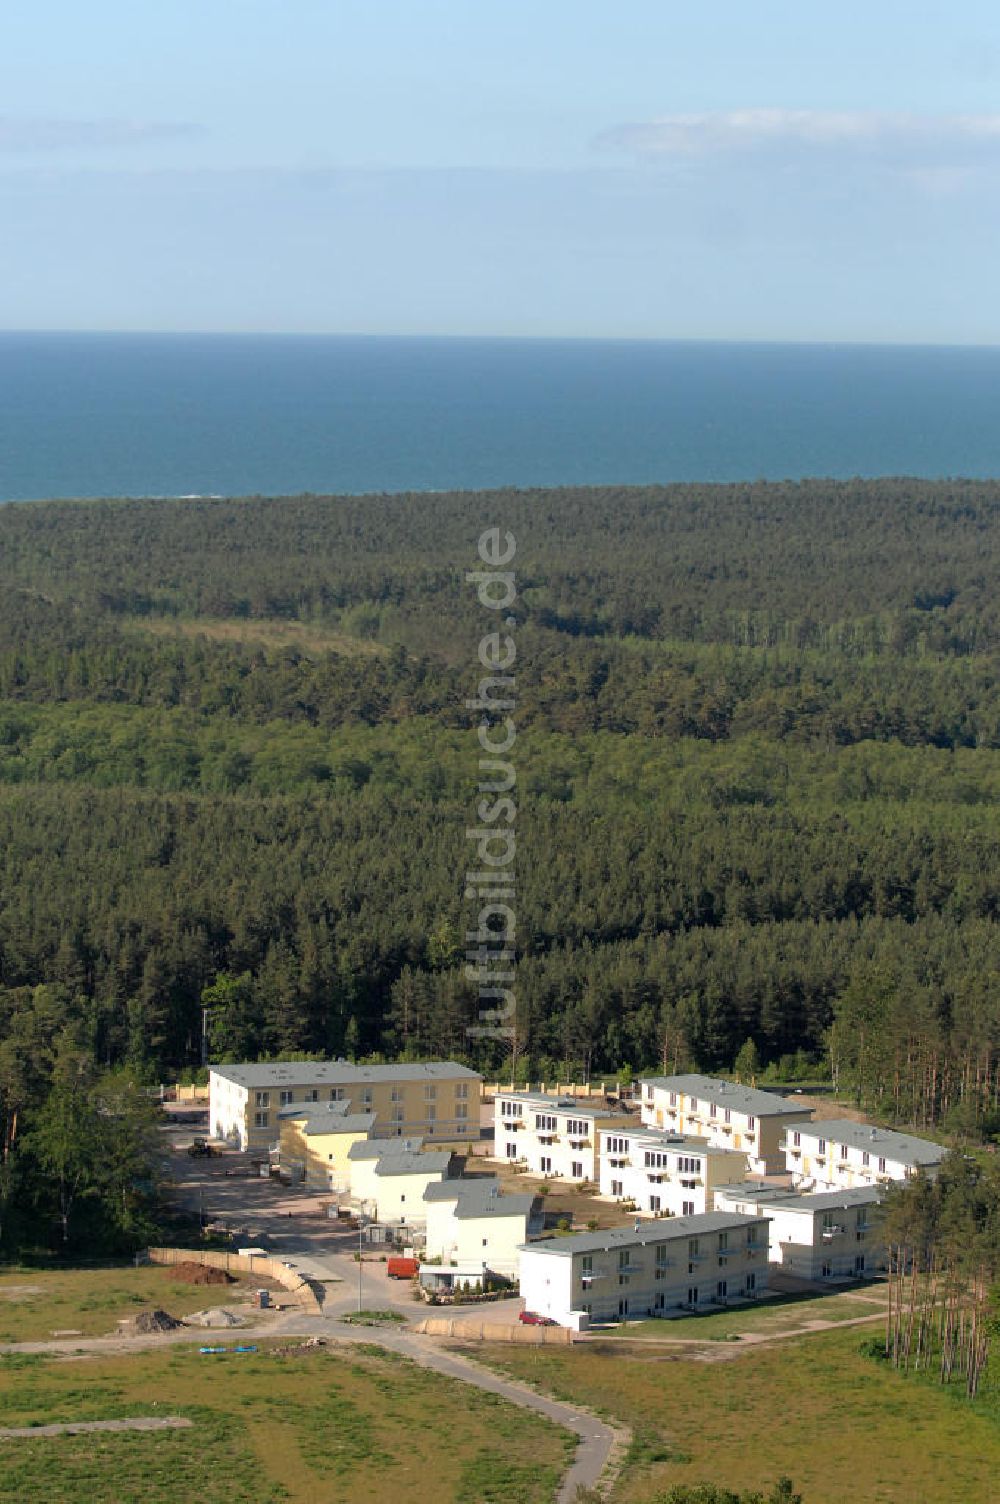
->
(2, 479), (1000, 1227)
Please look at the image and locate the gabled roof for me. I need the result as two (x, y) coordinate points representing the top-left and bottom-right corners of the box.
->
(277, 1102), (375, 1136)
(373, 1151), (454, 1178)
(349, 1136), (425, 1161)
(640, 1074), (812, 1118)
(421, 1177), (535, 1219)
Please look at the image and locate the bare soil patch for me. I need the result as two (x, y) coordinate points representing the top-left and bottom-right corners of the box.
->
(167, 1261), (234, 1287)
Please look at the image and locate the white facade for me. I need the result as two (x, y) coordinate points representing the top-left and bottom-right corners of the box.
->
(519, 1212), (771, 1330)
(493, 1092), (611, 1181)
(639, 1074), (812, 1175)
(423, 1179), (539, 1279)
(715, 1184), (885, 1281)
(784, 1119), (945, 1191)
(346, 1139), (455, 1225)
(598, 1128), (748, 1216)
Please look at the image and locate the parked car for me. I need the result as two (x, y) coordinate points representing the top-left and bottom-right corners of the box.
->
(518, 1310), (555, 1326)
(187, 1137), (213, 1158)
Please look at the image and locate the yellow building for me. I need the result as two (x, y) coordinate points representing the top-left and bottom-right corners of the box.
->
(277, 1102), (375, 1192)
(209, 1060), (481, 1152)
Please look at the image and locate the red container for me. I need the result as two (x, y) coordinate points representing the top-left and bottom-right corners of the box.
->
(387, 1256), (419, 1280)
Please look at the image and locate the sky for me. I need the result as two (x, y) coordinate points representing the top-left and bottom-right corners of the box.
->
(2, 1), (999, 341)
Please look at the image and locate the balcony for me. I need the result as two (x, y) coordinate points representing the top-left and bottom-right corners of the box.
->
(567, 1135), (592, 1148)
(821, 1226), (845, 1240)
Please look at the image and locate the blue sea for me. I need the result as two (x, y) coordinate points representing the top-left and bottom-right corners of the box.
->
(1, 332), (1000, 502)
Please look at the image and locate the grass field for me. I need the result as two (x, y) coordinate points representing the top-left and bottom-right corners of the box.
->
(128, 615), (387, 657)
(0, 1342), (570, 1504)
(608, 1287), (886, 1341)
(477, 1324), (1000, 1504)
(0, 1265), (255, 1342)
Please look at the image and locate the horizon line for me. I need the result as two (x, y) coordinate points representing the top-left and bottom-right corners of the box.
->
(2, 327), (1000, 353)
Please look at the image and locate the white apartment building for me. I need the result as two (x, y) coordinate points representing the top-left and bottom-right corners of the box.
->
(346, 1140), (456, 1225)
(784, 1119), (946, 1191)
(209, 1059), (481, 1152)
(422, 1178), (541, 1279)
(493, 1091), (613, 1181)
(715, 1183), (885, 1281)
(639, 1074), (813, 1174)
(518, 1211), (771, 1330)
(598, 1127), (748, 1216)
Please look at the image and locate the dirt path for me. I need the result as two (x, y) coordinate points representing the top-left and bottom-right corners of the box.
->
(0, 1416), (192, 1438)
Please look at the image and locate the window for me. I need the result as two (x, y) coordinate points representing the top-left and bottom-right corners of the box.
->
(717, 1280), (728, 1300)
(682, 1200), (694, 1216)
(724, 1107), (731, 1124)
(862, 1150), (870, 1166)
(611, 1179), (623, 1197)
(581, 1255), (593, 1277)
(840, 1144), (849, 1161)
(606, 1135), (628, 1155)
(255, 1091), (270, 1108)
(745, 1272), (757, 1293)
(455, 1103), (468, 1120)
(855, 1254), (866, 1275)
(792, 1131), (801, 1147)
(306, 1089), (319, 1102)
(361, 1089), (373, 1107)
(279, 1090), (294, 1106)
(506, 1142), (517, 1159)
(709, 1101), (717, 1119)
(392, 1106), (404, 1123)
(254, 1111), (269, 1128)
(456, 1082), (469, 1100)
(649, 1195), (661, 1213)
(540, 1156), (552, 1173)
(426, 1105), (437, 1122)
(424, 1084), (437, 1101)
(535, 1114), (557, 1132)
(747, 1116), (755, 1130)
(817, 1138), (827, 1155)
(571, 1161), (583, 1178)
(687, 1287), (699, 1306)
(690, 1097), (699, 1112)
(618, 1249), (631, 1268)
(391, 1088), (403, 1103)
(821, 1260), (832, 1278)
(718, 1231), (729, 1252)
(618, 1298), (629, 1317)
(331, 1088), (345, 1102)
(668, 1091), (677, 1107)
(566, 1119), (589, 1136)
(482, 1237), (488, 1247)
(618, 1273), (630, 1287)
(645, 1083), (654, 1100)
(878, 1157), (887, 1174)
(400, 1194), (406, 1204)
(655, 1246), (669, 1273)
(688, 1238), (700, 1258)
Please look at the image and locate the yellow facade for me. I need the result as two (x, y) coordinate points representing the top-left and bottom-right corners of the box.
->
(278, 1115), (372, 1192)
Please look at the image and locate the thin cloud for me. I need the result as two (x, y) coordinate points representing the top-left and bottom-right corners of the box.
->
(597, 109), (1000, 160)
(0, 117), (205, 152)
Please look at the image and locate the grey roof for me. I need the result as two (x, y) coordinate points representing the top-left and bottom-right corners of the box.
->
(716, 1184), (883, 1213)
(373, 1151), (454, 1178)
(277, 1102), (376, 1136)
(520, 1210), (767, 1258)
(211, 1059), (480, 1089)
(640, 1074), (813, 1118)
(349, 1136), (425, 1161)
(423, 1177), (502, 1203)
(421, 1178), (535, 1219)
(495, 1091), (612, 1121)
(799, 1120), (945, 1167)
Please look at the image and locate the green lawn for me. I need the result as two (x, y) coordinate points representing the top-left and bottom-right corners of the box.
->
(478, 1324), (1000, 1504)
(604, 1288), (886, 1341)
(0, 1264), (253, 1342)
(0, 1341), (571, 1503)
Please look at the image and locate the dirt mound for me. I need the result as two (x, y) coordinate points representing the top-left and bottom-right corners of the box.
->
(122, 1308), (182, 1335)
(167, 1261), (234, 1286)
(185, 1307), (246, 1328)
